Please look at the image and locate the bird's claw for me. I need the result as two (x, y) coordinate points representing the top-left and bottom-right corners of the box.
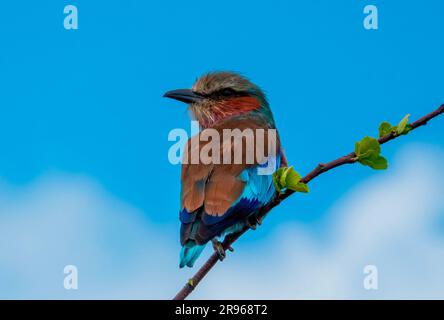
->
(212, 239), (230, 261)
(245, 215), (263, 230)
(246, 220), (257, 230)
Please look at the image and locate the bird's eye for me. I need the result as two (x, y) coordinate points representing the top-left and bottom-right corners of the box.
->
(220, 88), (235, 97)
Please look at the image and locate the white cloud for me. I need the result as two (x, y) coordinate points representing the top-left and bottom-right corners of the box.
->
(0, 144), (443, 299)
(0, 173), (186, 299)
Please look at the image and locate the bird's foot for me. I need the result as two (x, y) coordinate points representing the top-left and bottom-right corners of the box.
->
(211, 239), (233, 261)
(245, 215), (263, 230)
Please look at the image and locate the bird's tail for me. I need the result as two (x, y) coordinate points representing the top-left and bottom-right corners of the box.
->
(180, 241), (206, 268)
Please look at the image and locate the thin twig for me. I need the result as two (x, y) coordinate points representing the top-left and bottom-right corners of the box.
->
(173, 104), (444, 300)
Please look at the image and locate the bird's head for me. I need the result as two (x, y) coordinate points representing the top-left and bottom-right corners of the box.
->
(164, 72), (274, 128)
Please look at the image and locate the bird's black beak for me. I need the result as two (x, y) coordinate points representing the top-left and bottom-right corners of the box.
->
(163, 89), (204, 104)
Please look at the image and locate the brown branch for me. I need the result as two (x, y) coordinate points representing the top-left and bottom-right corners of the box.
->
(173, 104), (444, 300)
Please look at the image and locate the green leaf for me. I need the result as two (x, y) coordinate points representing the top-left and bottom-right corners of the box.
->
(272, 166), (309, 194)
(272, 168), (285, 193)
(279, 166), (290, 187)
(354, 136), (388, 170)
(372, 156), (388, 170)
(360, 156), (388, 170)
(379, 121), (394, 137)
(397, 114), (410, 135)
(402, 124), (413, 135)
(284, 167), (301, 185)
(287, 180), (310, 193)
(355, 136), (380, 159)
(354, 141), (361, 157)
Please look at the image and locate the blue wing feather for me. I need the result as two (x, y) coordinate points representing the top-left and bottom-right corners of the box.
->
(179, 153), (281, 268)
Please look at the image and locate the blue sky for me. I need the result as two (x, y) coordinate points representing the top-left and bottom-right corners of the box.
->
(0, 1), (443, 299)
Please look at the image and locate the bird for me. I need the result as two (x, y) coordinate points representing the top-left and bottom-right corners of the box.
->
(164, 72), (287, 268)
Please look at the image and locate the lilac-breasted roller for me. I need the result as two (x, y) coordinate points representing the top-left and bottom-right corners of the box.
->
(164, 72), (286, 268)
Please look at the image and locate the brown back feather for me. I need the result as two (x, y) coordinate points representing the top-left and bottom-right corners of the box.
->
(181, 115), (281, 216)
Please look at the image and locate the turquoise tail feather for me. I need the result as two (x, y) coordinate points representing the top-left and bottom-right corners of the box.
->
(179, 241), (206, 268)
